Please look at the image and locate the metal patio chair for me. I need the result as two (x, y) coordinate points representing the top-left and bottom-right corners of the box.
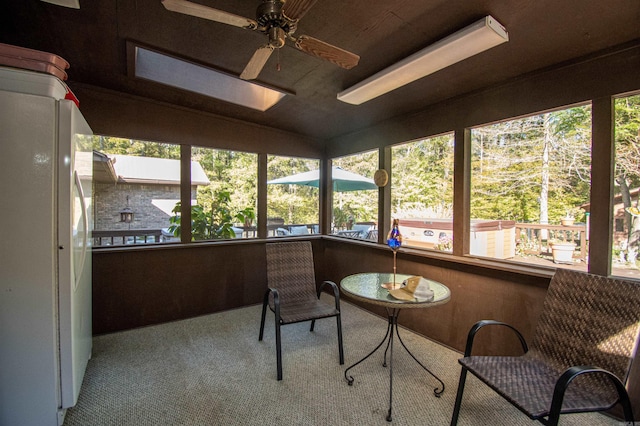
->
(450, 268), (640, 426)
(259, 241), (344, 380)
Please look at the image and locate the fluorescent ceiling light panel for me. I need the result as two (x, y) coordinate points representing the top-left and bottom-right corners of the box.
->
(134, 47), (286, 112)
(337, 15), (508, 105)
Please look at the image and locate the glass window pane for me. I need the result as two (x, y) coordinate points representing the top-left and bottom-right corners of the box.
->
(267, 156), (320, 237)
(612, 93), (640, 279)
(331, 150), (379, 240)
(470, 105), (592, 268)
(92, 136), (181, 246)
(189, 147), (257, 241)
(391, 134), (454, 251)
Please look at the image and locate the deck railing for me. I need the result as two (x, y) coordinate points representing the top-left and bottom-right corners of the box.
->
(515, 223), (588, 261)
(92, 224), (321, 246)
(93, 229), (164, 246)
(93, 223), (587, 259)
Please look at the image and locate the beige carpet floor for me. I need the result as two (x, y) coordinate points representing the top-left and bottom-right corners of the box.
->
(63, 297), (621, 425)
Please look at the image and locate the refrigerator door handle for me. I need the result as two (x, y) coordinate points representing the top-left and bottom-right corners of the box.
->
(73, 170), (88, 292)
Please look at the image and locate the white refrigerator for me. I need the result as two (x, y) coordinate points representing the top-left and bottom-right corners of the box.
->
(0, 68), (93, 426)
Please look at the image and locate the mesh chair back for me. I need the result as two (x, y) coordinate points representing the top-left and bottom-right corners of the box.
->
(266, 241), (318, 308)
(531, 268), (640, 391)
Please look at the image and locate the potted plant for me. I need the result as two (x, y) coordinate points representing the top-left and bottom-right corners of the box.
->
(560, 215), (575, 227)
(333, 206), (355, 230)
(560, 207), (582, 227)
(168, 191), (253, 240)
(237, 207), (256, 229)
(549, 229), (576, 264)
(550, 241), (576, 264)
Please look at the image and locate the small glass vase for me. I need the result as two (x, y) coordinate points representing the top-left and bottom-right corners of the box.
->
(383, 219), (403, 290)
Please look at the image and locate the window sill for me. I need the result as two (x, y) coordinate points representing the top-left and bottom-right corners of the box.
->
(322, 234), (556, 280)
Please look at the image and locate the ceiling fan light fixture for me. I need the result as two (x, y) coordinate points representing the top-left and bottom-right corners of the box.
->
(337, 15), (508, 105)
(268, 26), (286, 48)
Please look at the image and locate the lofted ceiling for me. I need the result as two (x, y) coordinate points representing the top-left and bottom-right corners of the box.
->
(1, 0), (639, 141)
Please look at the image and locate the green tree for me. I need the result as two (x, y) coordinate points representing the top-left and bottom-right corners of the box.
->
(93, 136), (180, 158)
(267, 156), (320, 225)
(192, 147), (257, 226)
(391, 134), (454, 219)
(615, 94), (640, 263)
(332, 150), (379, 224)
(470, 105), (592, 224)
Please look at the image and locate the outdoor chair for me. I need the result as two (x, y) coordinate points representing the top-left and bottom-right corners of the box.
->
(259, 241), (344, 380)
(350, 223), (373, 238)
(289, 225), (310, 235)
(275, 227), (290, 236)
(365, 229), (378, 241)
(450, 268), (640, 426)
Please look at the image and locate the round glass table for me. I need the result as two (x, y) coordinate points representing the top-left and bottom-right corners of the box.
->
(340, 272), (451, 422)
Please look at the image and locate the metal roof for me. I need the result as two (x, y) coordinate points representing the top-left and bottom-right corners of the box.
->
(109, 154), (210, 186)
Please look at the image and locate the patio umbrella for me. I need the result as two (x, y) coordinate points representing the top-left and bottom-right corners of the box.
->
(267, 166), (377, 192)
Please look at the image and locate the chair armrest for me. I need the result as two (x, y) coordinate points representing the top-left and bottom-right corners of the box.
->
(318, 280), (341, 311)
(263, 288), (281, 319)
(548, 366), (634, 424)
(464, 320), (528, 357)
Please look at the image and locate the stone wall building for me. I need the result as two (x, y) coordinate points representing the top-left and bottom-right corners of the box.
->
(93, 152), (209, 234)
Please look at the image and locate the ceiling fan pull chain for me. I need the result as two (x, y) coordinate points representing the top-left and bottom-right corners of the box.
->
(277, 48), (281, 72)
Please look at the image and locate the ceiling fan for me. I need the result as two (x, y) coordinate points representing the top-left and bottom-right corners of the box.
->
(161, 0), (360, 80)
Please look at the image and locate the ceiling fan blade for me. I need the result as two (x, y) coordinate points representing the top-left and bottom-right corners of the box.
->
(161, 0), (257, 30)
(282, 0), (318, 21)
(294, 35), (360, 70)
(240, 46), (275, 80)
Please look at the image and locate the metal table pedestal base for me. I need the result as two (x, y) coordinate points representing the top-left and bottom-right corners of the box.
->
(344, 308), (445, 422)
